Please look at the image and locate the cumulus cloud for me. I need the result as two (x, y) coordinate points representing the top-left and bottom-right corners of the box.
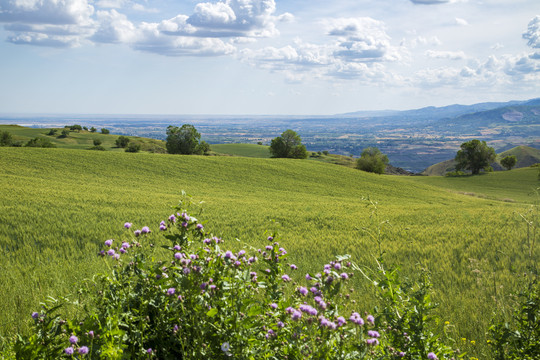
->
(91, 9), (137, 43)
(0, 0), (94, 25)
(454, 18), (468, 26)
(326, 17), (401, 62)
(410, 0), (450, 4)
(523, 15), (540, 48)
(426, 50), (466, 60)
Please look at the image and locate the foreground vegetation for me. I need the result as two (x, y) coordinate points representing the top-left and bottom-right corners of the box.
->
(0, 147), (538, 358)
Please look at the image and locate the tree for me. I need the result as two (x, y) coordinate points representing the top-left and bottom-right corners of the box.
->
(69, 124), (82, 131)
(0, 131), (13, 146)
(90, 127), (97, 133)
(24, 137), (56, 148)
(356, 147), (389, 174)
(60, 129), (70, 138)
(46, 129), (57, 136)
(197, 140), (211, 155)
(269, 129), (308, 159)
(166, 124), (202, 155)
(115, 136), (130, 148)
(500, 155), (517, 171)
(101, 128), (110, 134)
(93, 139), (102, 146)
(455, 140), (496, 175)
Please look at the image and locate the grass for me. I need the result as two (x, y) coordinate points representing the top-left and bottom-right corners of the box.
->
(0, 125), (166, 152)
(210, 143), (271, 158)
(0, 146), (538, 358)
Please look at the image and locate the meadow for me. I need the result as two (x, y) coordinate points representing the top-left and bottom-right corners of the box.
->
(0, 146), (538, 358)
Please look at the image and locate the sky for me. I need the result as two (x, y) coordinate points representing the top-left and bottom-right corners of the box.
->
(0, 0), (539, 115)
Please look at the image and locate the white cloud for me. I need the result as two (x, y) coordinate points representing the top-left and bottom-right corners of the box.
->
(91, 9), (137, 43)
(454, 17), (468, 26)
(426, 50), (466, 60)
(277, 12), (294, 23)
(0, 0), (94, 25)
(523, 15), (540, 48)
(95, 0), (128, 9)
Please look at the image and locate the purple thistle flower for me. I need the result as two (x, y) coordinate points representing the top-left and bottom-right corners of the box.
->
(173, 245), (181, 251)
(291, 310), (302, 321)
(168, 214), (176, 222)
(290, 264), (297, 270)
(167, 288), (175, 296)
(427, 353), (438, 360)
(398, 352), (405, 357)
(209, 284), (216, 291)
(69, 335), (78, 344)
(31, 312), (39, 319)
(224, 250), (233, 259)
(349, 312), (364, 325)
(160, 220), (166, 226)
(340, 273), (349, 280)
(88, 331), (94, 338)
(279, 247), (287, 255)
(182, 213), (190, 221)
(368, 330), (380, 338)
(337, 316), (346, 327)
(238, 250), (246, 257)
(367, 314), (375, 324)
(113, 253), (120, 260)
(104, 239), (113, 247)
(134, 230), (141, 237)
(141, 226), (150, 234)
(78, 346), (89, 355)
(270, 303), (278, 309)
(107, 249), (115, 256)
(65, 347), (74, 355)
(124, 222), (132, 229)
(298, 286), (308, 296)
(196, 223), (204, 230)
(305, 274), (312, 280)
(159, 224), (167, 231)
(281, 274), (291, 282)
(277, 321), (285, 328)
(267, 236), (273, 241)
(265, 245), (273, 251)
(119, 248), (126, 254)
(121, 242), (130, 249)
(181, 222), (188, 228)
(324, 264), (331, 270)
(299, 304), (318, 316)
(183, 267), (191, 274)
(147, 348), (153, 354)
(234, 260), (241, 267)
(366, 338), (379, 346)
(334, 263), (342, 270)
(174, 252), (183, 260)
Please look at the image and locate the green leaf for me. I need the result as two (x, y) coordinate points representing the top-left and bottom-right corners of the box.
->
(206, 308), (218, 317)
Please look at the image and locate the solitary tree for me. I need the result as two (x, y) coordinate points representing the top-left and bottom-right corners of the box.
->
(455, 139), (496, 175)
(269, 130), (308, 159)
(93, 139), (102, 146)
(101, 128), (110, 134)
(60, 129), (70, 138)
(166, 124), (205, 155)
(90, 127), (97, 133)
(116, 136), (130, 148)
(356, 147), (389, 174)
(500, 155), (517, 171)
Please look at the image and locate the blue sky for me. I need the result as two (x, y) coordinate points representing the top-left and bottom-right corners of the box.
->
(0, 0), (539, 115)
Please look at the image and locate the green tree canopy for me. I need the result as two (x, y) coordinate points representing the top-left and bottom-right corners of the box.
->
(101, 128), (110, 134)
(269, 129), (308, 159)
(500, 155), (517, 171)
(455, 139), (496, 175)
(115, 136), (130, 148)
(356, 147), (389, 174)
(166, 124), (207, 155)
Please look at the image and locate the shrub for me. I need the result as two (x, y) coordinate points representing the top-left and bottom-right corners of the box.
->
(93, 139), (102, 146)
(101, 128), (110, 135)
(323, 151), (329, 156)
(0, 131), (13, 146)
(356, 147), (389, 174)
(445, 170), (466, 177)
(69, 125), (83, 131)
(88, 145), (106, 151)
(14, 196), (460, 359)
(115, 136), (130, 148)
(125, 142), (141, 153)
(90, 127), (97, 133)
(59, 129), (70, 138)
(46, 129), (57, 136)
(24, 137), (56, 148)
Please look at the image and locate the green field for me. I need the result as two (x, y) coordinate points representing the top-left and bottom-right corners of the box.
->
(0, 125), (166, 152)
(0, 145), (538, 357)
(210, 143), (272, 158)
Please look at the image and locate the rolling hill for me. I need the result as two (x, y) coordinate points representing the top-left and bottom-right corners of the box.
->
(0, 146), (538, 356)
(422, 145), (540, 176)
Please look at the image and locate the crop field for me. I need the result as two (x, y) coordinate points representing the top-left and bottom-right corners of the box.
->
(210, 143), (271, 158)
(0, 147), (538, 357)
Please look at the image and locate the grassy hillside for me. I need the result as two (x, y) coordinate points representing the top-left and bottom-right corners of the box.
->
(422, 145), (540, 176)
(0, 124), (166, 152)
(210, 143), (271, 158)
(0, 147), (538, 357)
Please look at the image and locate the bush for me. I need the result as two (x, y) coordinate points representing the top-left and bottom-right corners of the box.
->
(93, 139), (102, 146)
(356, 147), (389, 174)
(69, 125), (82, 131)
(125, 142), (141, 153)
(445, 170), (466, 177)
(14, 196), (460, 359)
(24, 137), (56, 148)
(59, 129), (70, 138)
(46, 129), (57, 136)
(0, 131), (13, 146)
(115, 136), (130, 148)
(90, 127), (97, 133)
(88, 145), (106, 151)
(101, 128), (110, 135)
